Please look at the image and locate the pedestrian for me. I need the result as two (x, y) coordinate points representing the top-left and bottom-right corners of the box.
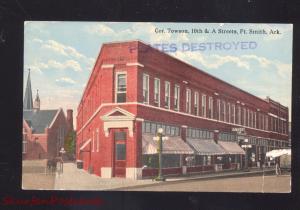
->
(275, 157), (281, 176)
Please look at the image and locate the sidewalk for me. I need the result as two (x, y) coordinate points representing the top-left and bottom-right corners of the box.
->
(54, 163), (154, 190)
(54, 163), (275, 191)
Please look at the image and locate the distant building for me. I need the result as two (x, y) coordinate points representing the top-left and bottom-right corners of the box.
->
(76, 40), (289, 179)
(22, 70), (73, 160)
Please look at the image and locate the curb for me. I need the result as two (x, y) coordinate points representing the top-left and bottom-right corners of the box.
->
(113, 169), (276, 191)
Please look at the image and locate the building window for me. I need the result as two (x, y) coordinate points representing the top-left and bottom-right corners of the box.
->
(237, 105), (241, 125)
(262, 114), (265, 130)
(243, 107), (246, 126)
(202, 94), (206, 117)
(258, 113), (261, 129)
(222, 100), (226, 122)
(217, 99), (221, 121)
(165, 81), (170, 109)
(143, 121), (180, 136)
(116, 144), (126, 160)
(254, 112), (257, 128)
(115, 73), (126, 103)
(208, 97), (213, 119)
(194, 91), (199, 115)
(174, 85), (180, 111)
(227, 103), (231, 123)
(270, 116), (273, 131)
(250, 111), (253, 127)
(232, 104), (235, 124)
(186, 88), (191, 113)
(154, 78), (160, 106)
(143, 73), (149, 104)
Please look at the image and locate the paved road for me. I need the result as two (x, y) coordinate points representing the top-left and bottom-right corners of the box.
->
(22, 160), (55, 190)
(124, 175), (291, 192)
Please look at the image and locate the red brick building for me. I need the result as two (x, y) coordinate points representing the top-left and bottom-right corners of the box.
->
(23, 70), (73, 160)
(76, 40), (289, 179)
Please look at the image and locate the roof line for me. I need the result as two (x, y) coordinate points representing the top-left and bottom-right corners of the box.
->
(137, 41), (276, 106)
(49, 108), (63, 129)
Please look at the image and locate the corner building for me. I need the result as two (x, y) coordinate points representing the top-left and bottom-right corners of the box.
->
(76, 40), (289, 179)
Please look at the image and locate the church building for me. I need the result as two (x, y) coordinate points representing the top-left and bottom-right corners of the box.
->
(22, 70), (73, 160)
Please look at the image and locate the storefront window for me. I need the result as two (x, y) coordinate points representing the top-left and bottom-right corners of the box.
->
(143, 154), (180, 168)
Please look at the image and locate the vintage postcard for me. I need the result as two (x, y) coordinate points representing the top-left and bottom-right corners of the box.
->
(22, 22), (292, 192)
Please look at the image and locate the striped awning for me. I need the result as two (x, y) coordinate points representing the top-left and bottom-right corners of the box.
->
(142, 134), (194, 155)
(187, 138), (227, 155)
(218, 141), (245, 155)
(79, 139), (91, 151)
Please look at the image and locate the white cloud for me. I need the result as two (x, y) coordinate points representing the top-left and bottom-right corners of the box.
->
(30, 59), (82, 72)
(274, 61), (292, 80)
(241, 54), (271, 68)
(86, 24), (115, 36)
(35, 39), (94, 68)
(172, 51), (250, 70)
(55, 77), (76, 86)
(42, 40), (68, 56)
(32, 38), (43, 43)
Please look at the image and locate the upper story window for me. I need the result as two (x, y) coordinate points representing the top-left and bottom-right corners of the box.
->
(154, 78), (160, 106)
(265, 115), (268, 131)
(231, 104), (235, 124)
(174, 85), (180, 111)
(165, 81), (170, 109)
(222, 100), (226, 121)
(217, 99), (221, 121)
(186, 88), (191, 114)
(237, 105), (241, 125)
(194, 91), (199, 115)
(202, 94), (206, 117)
(143, 74), (149, 104)
(227, 103), (231, 123)
(115, 73), (127, 103)
(243, 107), (246, 126)
(262, 114), (265, 130)
(254, 112), (257, 128)
(247, 109), (250, 127)
(208, 97), (213, 119)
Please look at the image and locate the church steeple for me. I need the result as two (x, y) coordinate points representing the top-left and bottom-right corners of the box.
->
(33, 89), (40, 110)
(23, 69), (33, 110)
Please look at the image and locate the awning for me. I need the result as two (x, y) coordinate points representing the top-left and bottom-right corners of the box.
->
(187, 138), (227, 155)
(142, 134), (194, 155)
(218, 141), (245, 155)
(79, 139), (91, 151)
(266, 149), (291, 158)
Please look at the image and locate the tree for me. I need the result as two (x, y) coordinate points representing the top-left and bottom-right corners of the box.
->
(64, 130), (76, 159)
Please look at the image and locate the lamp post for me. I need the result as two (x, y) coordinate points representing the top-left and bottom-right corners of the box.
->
(154, 128), (166, 181)
(241, 139), (252, 171)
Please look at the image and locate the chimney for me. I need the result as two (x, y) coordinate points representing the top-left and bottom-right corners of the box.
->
(67, 109), (74, 132)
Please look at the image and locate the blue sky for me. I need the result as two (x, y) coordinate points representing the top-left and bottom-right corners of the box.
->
(24, 22), (293, 126)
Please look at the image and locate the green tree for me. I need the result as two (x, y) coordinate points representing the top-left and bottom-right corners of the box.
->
(64, 131), (76, 158)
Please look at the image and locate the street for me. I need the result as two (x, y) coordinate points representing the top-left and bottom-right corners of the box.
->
(121, 175), (291, 192)
(22, 161), (291, 192)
